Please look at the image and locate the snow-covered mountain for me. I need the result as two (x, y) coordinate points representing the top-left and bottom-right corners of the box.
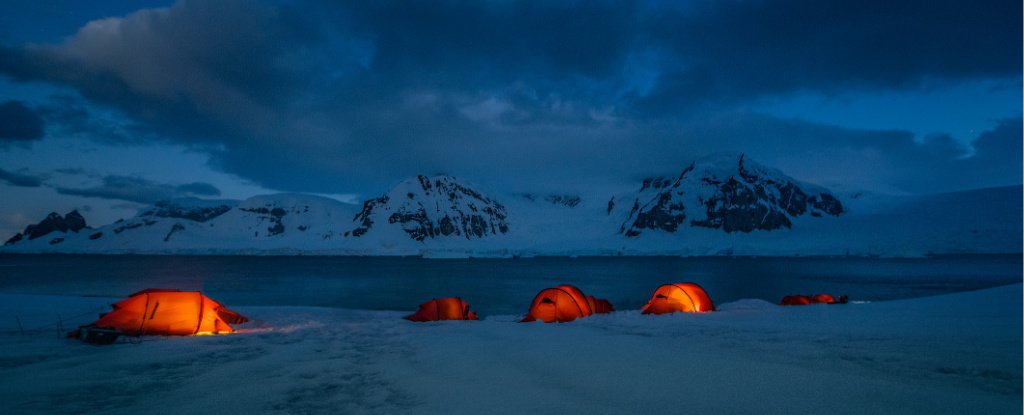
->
(348, 175), (509, 241)
(4, 210), (89, 246)
(615, 153), (843, 236)
(3, 155), (1020, 257)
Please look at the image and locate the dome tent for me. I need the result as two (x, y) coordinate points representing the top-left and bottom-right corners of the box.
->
(641, 283), (715, 314)
(586, 295), (615, 314)
(781, 294), (845, 306)
(405, 297), (479, 322)
(521, 284), (594, 323)
(780, 295), (813, 306)
(87, 289), (248, 336)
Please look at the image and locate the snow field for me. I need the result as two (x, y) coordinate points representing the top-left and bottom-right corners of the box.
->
(0, 284), (1020, 414)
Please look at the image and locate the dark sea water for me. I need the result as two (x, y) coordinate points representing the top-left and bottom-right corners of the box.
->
(0, 254), (1020, 315)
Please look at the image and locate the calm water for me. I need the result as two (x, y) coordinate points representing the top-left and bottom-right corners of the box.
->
(0, 254), (1020, 315)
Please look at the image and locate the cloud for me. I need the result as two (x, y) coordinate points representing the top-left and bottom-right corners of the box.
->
(631, 0), (1022, 113)
(0, 100), (44, 141)
(662, 114), (1023, 194)
(0, 0), (1019, 196)
(54, 175), (222, 204)
(175, 181), (220, 196)
(35, 95), (139, 144)
(0, 167), (42, 187)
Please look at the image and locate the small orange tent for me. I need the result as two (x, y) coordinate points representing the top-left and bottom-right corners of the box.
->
(405, 297), (479, 322)
(586, 295), (615, 314)
(90, 289), (248, 336)
(521, 284), (593, 323)
(811, 294), (837, 304)
(782, 294), (845, 305)
(641, 283), (715, 314)
(780, 295), (813, 306)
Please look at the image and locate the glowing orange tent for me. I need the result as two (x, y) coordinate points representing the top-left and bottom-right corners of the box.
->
(780, 295), (813, 306)
(405, 297), (479, 322)
(586, 295), (615, 314)
(521, 284), (593, 323)
(782, 294), (844, 305)
(811, 294), (837, 304)
(641, 283), (715, 314)
(90, 289), (248, 336)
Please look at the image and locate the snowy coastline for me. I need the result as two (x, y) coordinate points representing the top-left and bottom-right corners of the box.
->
(0, 284), (1020, 414)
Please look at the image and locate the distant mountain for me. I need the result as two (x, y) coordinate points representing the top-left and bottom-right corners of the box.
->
(617, 153), (843, 236)
(3, 157), (1020, 257)
(4, 210), (88, 246)
(348, 175), (509, 241)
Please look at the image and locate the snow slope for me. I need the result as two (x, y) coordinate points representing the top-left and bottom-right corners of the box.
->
(0, 284), (1019, 414)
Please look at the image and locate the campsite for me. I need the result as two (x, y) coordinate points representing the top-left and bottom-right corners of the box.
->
(0, 254), (1020, 414)
(0, 280), (1019, 414)
(0, 1), (1020, 414)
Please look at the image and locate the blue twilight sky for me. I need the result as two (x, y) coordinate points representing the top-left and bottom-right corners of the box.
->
(0, 0), (1021, 237)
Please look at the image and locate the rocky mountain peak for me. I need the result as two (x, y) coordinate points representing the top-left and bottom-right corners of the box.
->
(349, 175), (510, 241)
(620, 153), (843, 236)
(4, 210), (89, 246)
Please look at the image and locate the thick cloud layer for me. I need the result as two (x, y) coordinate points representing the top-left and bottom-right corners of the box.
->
(0, 0), (1020, 195)
(54, 175), (222, 204)
(0, 167), (42, 187)
(0, 100), (44, 141)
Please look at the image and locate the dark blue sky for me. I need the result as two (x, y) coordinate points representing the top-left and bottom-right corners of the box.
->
(0, 0), (1020, 236)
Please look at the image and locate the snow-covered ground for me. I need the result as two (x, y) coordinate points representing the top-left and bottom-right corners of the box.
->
(0, 284), (1020, 414)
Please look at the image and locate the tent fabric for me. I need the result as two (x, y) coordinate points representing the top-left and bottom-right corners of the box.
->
(781, 294), (842, 306)
(641, 283), (715, 314)
(521, 285), (594, 323)
(586, 296), (615, 314)
(405, 297), (479, 322)
(780, 295), (813, 306)
(91, 289), (248, 336)
(812, 294), (837, 304)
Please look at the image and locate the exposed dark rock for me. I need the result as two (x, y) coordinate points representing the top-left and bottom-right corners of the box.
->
(810, 193), (843, 216)
(545, 194), (582, 208)
(89, 232), (103, 240)
(49, 237), (64, 245)
(607, 197), (615, 215)
(4, 233), (23, 246)
(5, 210), (89, 245)
(630, 192), (687, 233)
(240, 205), (289, 237)
(163, 223), (185, 242)
(27, 211), (87, 240)
(113, 222), (144, 234)
(438, 216), (457, 236)
(350, 196), (387, 237)
(267, 221), (285, 236)
(141, 201), (232, 223)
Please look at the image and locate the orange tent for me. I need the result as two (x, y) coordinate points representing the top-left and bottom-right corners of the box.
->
(586, 295), (615, 314)
(811, 294), (837, 304)
(521, 284), (593, 323)
(405, 297), (479, 322)
(641, 283), (715, 314)
(782, 294), (844, 305)
(90, 289), (248, 336)
(780, 295), (813, 306)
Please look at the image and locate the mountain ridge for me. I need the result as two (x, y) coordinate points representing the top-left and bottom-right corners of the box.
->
(4, 155), (1020, 257)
